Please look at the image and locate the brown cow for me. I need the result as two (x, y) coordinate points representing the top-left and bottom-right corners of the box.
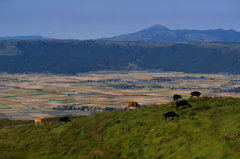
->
(34, 119), (45, 126)
(126, 101), (140, 111)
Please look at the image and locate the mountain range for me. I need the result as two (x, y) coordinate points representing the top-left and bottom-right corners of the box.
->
(1, 25), (240, 43)
(1, 40), (240, 74)
(0, 25), (240, 74)
(100, 24), (240, 43)
(0, 36), (53, 40)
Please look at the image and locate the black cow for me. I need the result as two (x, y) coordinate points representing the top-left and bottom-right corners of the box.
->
(163, 111), (179, 122)
(173, 94), (182, 102)
(59, 116), (71, 123)
(176, 100), (192, 111)
(191, 91), (201, 98)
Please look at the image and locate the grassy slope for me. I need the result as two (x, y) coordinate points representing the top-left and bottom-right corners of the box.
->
(1, 97), (240, 158)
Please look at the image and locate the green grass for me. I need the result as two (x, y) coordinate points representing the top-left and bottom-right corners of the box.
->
(0, 97), (240, 158)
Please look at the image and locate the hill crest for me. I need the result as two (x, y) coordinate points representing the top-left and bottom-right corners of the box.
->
(0, 97), (240, 158)
(0, 40), (240, 74)
(100, 24), (240, 43)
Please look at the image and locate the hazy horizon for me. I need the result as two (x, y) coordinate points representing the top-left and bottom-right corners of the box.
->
(1, 0), (239, 40)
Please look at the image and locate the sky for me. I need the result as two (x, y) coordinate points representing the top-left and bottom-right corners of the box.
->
(0, 0), (239, 40)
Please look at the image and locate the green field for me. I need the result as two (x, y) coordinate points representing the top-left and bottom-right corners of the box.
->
(0, 97), (240, 158)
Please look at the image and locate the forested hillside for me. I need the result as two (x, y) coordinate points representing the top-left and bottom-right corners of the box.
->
(0, 39), (240, 74)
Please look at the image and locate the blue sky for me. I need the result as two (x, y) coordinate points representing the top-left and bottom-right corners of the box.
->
(1, 0), (239, 40)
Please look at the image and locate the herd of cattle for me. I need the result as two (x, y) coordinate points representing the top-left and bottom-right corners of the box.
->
(34, 91), (201, 125)
(34, 116), (72, 126)
(163, 91), (201, 122)
(127, 91), (201, 122)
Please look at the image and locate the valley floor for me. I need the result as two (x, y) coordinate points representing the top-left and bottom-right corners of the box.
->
(0, 71), (239, 120)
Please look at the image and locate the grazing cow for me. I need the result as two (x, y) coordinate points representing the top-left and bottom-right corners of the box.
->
(34, 119), (45, 126)
(173, 94), (182, 102)
(163, 111), (179, 122)
(176, 100), (192, 111)
(191, 91), (201, 98)
(126, 101), (140, 111)
(59, 116), (71, 123)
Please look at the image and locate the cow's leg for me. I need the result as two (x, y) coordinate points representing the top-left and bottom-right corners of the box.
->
(165, 117), (167, 122)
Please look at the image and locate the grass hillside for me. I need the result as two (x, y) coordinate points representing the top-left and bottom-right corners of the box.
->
(1, 97), (240, 158)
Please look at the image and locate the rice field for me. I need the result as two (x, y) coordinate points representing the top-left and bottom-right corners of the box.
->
(0, 71), (239, 120)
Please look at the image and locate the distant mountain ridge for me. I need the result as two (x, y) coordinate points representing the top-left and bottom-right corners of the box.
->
(100, 24), (240, 43)
(1, 40), (240, 74)
(2, 25), (239, 43)
(0, 36), (81, 41)
(0, 36), (54, 40)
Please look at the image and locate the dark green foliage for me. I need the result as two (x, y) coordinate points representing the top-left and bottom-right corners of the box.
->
(0, 40), (240, 74)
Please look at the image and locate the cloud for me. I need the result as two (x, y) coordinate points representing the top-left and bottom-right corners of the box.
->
(47, 31), (53, 34)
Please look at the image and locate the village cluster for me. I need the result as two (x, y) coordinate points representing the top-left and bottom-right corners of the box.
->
(52, 105), (147, 111)
(45, 76), (212, 85)
(45, 78), (122, 84)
